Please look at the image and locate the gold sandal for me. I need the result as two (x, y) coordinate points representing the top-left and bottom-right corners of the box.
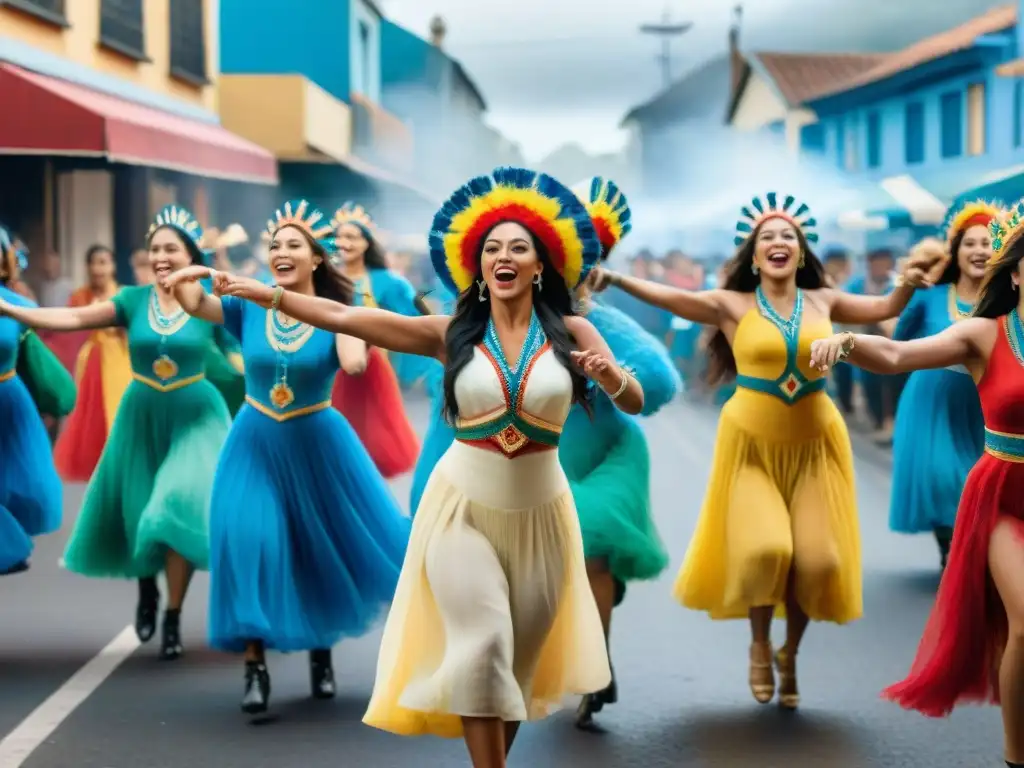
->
(749, 641), (775, 704)
(774, 648), (799, 710)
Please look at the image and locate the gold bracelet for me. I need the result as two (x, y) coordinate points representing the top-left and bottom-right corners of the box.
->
(271, 286), (284, 310)
(838, 332), (856, 359)
(608, 366), (631, 400)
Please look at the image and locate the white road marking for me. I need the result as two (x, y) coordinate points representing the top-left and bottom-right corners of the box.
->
(0, 625), (139, 767)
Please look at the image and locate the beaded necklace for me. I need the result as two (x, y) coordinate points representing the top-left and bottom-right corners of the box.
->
(947, 284), (975, 322)
(755, 285), (803, 342)
(264, 305), (315, 409)
(483, 312), (545, 407)
(147, 288), (189, 381)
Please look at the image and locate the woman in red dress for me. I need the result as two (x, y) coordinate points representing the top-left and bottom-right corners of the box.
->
(328, 203), (422, 479)
(51, 245), (131, 481)
(808, 202), (1024, 767)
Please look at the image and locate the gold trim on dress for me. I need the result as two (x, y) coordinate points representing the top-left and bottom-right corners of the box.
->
(245, 395), (330, 422)
(0, 368), (14, 383)
(132, 372), (205, 392)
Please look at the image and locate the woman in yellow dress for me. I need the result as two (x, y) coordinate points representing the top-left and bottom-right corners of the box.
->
(593, 193), (936, 708)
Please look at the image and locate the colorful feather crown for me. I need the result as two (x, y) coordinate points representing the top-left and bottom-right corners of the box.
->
(572, 176), (632, 260)
(943, 199), (1003, 245)
(148, 205), (210, 264)
(429, 167), (600, 294)
(267, 199), (337, 255)
(331, 202), (375, 237)
(989, 199), (1024, 261)
(0, 225), (16, 273)
(734, 193), (819, 247)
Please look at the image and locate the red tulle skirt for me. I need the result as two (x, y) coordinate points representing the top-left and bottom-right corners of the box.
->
(53, 343), (109, 481)
(882, 452), (1024, 716)
(331, 347), (419, 479)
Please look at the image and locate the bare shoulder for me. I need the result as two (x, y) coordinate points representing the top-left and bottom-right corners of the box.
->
(563, 314), (597, 339)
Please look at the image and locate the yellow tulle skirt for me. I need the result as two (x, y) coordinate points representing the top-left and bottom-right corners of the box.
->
(675, 388), (862, 624)
(363, 442), (610, 738)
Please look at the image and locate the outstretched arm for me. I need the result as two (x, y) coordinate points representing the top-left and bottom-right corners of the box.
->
(220, 276), (449, 359)
(0, 296), (117, 331)
(593, 268), (726, 326)
(163, 265), (223, 324)
(810, 318), (985, 376)
(566, 315), (644, 415)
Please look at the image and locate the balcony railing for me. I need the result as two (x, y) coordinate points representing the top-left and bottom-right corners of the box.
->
(350, 92), (413, 176)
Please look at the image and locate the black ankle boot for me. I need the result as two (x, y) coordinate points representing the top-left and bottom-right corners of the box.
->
(599, 662), (618, 705)
(158, 609), (182, 661)
(935, 527), (953, 570)
(135, 577), (159, 643)
(309, 649), (335, 699)
(242, 660), (271, 714)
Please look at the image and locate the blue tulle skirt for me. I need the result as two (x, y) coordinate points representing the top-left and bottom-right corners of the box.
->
(889, 368), (984, 534)
(0, 376), (62, 572)
(207, 404), (411, 653)
(409, 395), (455, 516)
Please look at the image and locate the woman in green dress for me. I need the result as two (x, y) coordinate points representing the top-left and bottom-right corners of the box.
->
(0, 206), (234, 660)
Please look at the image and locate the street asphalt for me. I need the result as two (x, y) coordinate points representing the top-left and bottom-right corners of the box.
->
(0, 395), (1004, 767)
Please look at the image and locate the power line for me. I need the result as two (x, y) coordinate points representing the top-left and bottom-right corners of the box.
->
(640, 6), (692, 88)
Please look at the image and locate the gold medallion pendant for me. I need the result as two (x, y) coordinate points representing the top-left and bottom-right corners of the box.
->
(152, 355), (178, 381)
(269, 382), (295, 409)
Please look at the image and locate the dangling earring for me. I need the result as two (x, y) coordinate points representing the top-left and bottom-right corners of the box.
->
(1014, 279), (1019, 291)
(477, 279), (488, 301)
(751, 261), (759, 275)
(798, 252), (806, 268)
(533, 273), (543, 289)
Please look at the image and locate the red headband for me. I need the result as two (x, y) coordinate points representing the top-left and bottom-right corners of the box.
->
(961, 213), (994, 233)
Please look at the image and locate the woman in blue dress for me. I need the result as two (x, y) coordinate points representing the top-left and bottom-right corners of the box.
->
(164, 199), (411, 716)
(0, 229), (75, 575)
(888, 201), (999, 568)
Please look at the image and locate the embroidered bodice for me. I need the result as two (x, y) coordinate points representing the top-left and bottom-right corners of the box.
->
(894, 284), (974, 375)
(113, 285), (216, 391)
(733, 287), (831, 404)
(454, 315), (571, 457)
(220, 295), (338, 421)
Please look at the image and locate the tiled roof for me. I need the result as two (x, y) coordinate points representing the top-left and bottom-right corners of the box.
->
(753, 52), (888, 105)
(811, 4), (1016, 99)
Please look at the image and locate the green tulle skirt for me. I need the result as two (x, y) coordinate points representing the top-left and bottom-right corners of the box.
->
(63, 378), (231, 578)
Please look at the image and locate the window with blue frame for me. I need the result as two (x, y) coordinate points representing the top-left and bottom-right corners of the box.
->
(835, 120), (845, 169)
(800, 122), (825, 154)
(905, 101), (924, 164)
(1016, 81), (1023, 149)
(866, 111), (881, 169)
(940, 91), (962, 158)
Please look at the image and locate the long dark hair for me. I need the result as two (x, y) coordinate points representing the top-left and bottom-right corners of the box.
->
(975, 236), (1024, 319)
(706, 222), (827, 385)
(441, 223), (591, 423)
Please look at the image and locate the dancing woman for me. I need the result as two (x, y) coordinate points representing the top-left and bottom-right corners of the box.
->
(809, 201), (1024, 767)
(329, 203), (427, 478)
(0, 229), (75, 575)
(219, 168), (639, 768)
(888, 202), (1000, 567)
(592, 193), (935, 709)
(163, 200), (410, 715)
(52, 245), (132, 481)
(0, 206), (234, 659)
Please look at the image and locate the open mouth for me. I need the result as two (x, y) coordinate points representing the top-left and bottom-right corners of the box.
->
(967, 255), (988, 268)
(494, 266), (518, 286)
(766, 249), (790, 266)
(272, 262), (295, 275)
(153, 264), (171, 277)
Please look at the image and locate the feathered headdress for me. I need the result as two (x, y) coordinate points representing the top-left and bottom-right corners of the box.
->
(572, 176), (632, 260)
(734, 193), (819, 247)
(267, 199), (337, 255)
(148, 205), (210, 264)
(331, 202), (375, 240)
(942, 199), (1003, 245)
(989, 199), (1024, 263)
(429, 167), (600, 294)
(0, 225), (18, 274)
(217, 224), (249, 249)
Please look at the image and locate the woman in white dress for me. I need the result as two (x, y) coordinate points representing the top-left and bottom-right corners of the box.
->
(216, 167), (644, 767)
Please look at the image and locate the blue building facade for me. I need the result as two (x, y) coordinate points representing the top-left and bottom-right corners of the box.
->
(796, 6), (1021, 243)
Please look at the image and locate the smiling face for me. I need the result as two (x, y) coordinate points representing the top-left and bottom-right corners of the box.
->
(479, 221), (543, 302)
(269, 225), (321, 289)
(148, 227), (194, 281)
(337, 222), (368, 268)
(753, 217), (801, 280)
(956, 223), (993, 281)
(87, 248), (116, 286)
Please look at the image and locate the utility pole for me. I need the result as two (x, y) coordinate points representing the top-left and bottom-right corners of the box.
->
(640, 7), (692, 89)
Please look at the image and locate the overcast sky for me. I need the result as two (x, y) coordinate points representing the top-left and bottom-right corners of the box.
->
(381, 0), (1008, 160)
